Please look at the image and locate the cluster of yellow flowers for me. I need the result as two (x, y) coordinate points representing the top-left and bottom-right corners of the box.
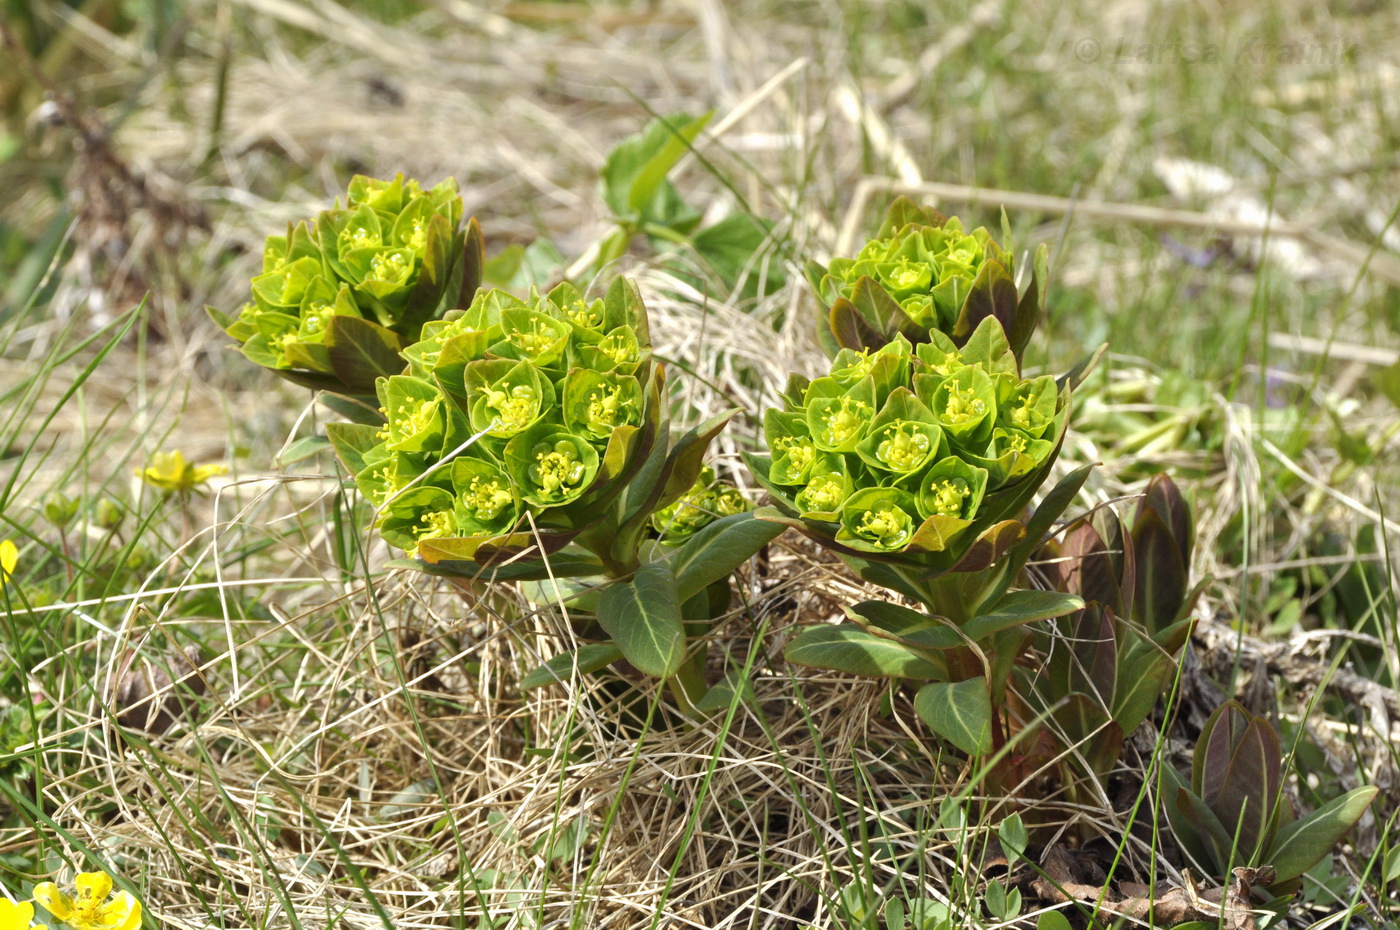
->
(0, 872), (142, 930)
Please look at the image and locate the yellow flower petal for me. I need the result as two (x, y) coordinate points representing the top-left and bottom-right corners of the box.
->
(101, 894), (140, 930)
(73, 873), (112, 904)
(137, 450), (227, 494)
(0, 899), (36, 930)
(30, 883), (70, 921)
(0, 539), (16, 588)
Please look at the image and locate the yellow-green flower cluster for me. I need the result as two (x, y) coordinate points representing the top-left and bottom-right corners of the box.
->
(808, 197), (1046, 364)
(213, 174), (471, 385)
(650, 465), (751, 546)
(758, 318), (1065, 555)
(824, 215), (998, 334)
(331, 279), (657, 558)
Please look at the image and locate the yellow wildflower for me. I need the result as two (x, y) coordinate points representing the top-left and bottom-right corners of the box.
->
(32, 872), (140, 930)
(0, 898), (44, 930)
(0, 540), (16, 588)
(137, 450), (228, 494)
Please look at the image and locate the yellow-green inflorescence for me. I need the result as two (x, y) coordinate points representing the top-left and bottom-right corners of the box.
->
(650, 465), (753, 546)
(214, 173), (471, 382)
(759, 317), (1065, 554)
(335, 279), (749, 558)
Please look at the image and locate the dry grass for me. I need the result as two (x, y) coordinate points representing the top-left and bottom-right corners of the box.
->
(2, 0), (1399, 927)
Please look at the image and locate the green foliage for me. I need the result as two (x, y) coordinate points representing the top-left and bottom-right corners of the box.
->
(595, 113), (786, 301)
(1162, 700), (1378, 888)
(210, 173), (483, 396)
(755, 297), (1085, 757)
(321, 274), (776, 696)
(751, 320), (1069, 572)
(1016, 474), (1198, 780)
(808, 197), (1046, 365)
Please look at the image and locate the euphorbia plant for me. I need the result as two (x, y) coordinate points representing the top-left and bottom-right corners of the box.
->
(1162, 700), (1377, 893)
(747, 312), (1091, 756)
(807, 197), (1047, 364)
(1019, 475), (1202, 781)
(209, 173), (485, 396)
(327, 276), (779, 710)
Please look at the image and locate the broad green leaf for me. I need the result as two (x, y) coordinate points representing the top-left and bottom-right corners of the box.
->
(694, 672), (757, 713)
(1173, 785), (1236, 871)
(325, 422), (383, 477)
(1267, 786), (1378, 883)
(596, 562), (686, 679)
(784, 624), (944, 679)
(1036, 912), (1072, 930)
(533, 816), (589, 862)
(847, 600), (961, 650)
(690, 212), (785, 299)
(654, 408), (737, 510)
(998, 812), (1028, 868)
(669, 511), (785, 602)
(1131, 506), (1189, 634)
(280, 435), (331, 466)
(600, 112), (713, 218)
(963, 591), (1084, 642)
(326, 315), (405, 391)
(915, 678), (994, 756)
(876, 195), (946, 238)
(520, 644), (623, 690)
(1159, 767), (1219, 873)
(828, 298), (888, 352)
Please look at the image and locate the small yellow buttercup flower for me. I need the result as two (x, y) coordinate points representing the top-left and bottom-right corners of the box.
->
(32, 872), (140, 930)
(0, 898), (44, 930)
(0, 539), (16, 589)
(137, 450), (228, 495)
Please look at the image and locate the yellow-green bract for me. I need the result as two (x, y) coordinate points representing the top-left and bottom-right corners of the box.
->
(208, 173), (484, 396)
(807, 196), (1047, 367)
(327, 278), (661, 561)
(747, 316), (1069, 574)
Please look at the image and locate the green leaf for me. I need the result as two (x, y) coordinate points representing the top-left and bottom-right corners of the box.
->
(784, 624), (944, 679)
(1036, 912), (1072, 930)
(668, 511), (785, 602)
(915, 678), (994, 756)
(596, 562), (686, 678)
(326, 315), (405, 392)
(600, 112), (713, 219)
(1173, 784), (1236, 872)
(998, 812), (1028, 868)
(533, 816), (589, 862)
(848, 600), (962, 650)
(1057, 342), (1107, 391)
(963, 591), (1084, 642)
(325, 422), (383, 478)
(656, 409), (737, 509)
(1130, 506), (1189, 634)
(1267, 786), (1378, 883)
(280, 435), (331, 466)
(520, 644), (623, 690)
(459, 216), (485, 307)
(690, 212), (785, 299)
(1374, 358), (1400, 409)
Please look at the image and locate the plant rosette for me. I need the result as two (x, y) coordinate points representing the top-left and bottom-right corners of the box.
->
(328, 276), (779, 709)
(806, 196), (1047, 368)
(1012, 474), (1203, 790)
(1162, 701), (1377, 893)
(748, 317), (1091, 758)
(209, 173), (485, 397)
